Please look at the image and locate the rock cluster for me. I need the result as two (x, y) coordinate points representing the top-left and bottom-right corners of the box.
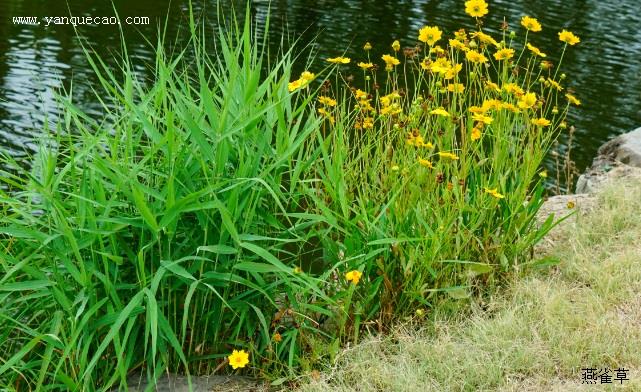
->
(120, 372), (266, 392)
(575, 126), (641, 194)
(537, 126), (641, 245)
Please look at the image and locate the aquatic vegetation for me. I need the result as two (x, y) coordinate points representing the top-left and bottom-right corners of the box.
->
(0, 1), (581, 389)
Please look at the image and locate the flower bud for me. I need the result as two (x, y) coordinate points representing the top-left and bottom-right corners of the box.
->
(560, 73), (567, 80)
(509, 31), (516, 39)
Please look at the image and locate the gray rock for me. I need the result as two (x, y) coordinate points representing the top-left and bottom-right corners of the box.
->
(576, 163), (641, 194)
(597, 126), (641, 167)
(116, 373), (267, 392)
(536, 193), (597, 225)
(576, 127), (641, 193)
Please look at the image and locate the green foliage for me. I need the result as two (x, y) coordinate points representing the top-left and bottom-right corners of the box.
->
(0, 6), (330, 390)
(0, 4), (575, 390)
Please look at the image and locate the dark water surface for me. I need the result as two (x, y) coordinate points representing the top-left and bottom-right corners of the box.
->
(1, 0), (640, 176)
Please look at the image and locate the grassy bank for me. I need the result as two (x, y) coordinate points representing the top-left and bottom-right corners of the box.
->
(299, 179), (641, 391)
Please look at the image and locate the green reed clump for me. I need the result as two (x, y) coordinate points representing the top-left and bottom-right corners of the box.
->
(0, 7), (333, 390)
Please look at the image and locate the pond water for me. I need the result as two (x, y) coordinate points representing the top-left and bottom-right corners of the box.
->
(1, 0), (640, 181)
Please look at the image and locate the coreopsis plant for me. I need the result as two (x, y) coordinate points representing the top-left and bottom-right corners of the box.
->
(291, 1), (581, 337)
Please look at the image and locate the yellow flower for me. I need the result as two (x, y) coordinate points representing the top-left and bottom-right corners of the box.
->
(364, 42), (372, 51)
(558, 30), (580, 45)
(354, 89), (368, 100)
(539, 170), (548, 178)
(287, 79), (303, 92)
(300, 71), (315, 82)
(471, 31), (498, 47)
(408, 135), (435, 149)
(500, 102), (520, 113)
(484, 187), (505, 199)
(318, 96), (337, 106)
(566, 200), (576, 209)
(419, 26), (443, 46)
(287, 71), (315, 93)
(521, 16), (542, 32)
(472, 113), (493, 125)
(381, 104), (402, 116)
(493, 48), (515, 61)
(517, 92), (537, 109)
(469, 105), (485, 114)
(358, 117), (374, 129)
(545, 78), (563, 91)
(532, 117), (551, 127)
(444, 63), (463, 79)
(449, 39), (468, 52)
(317, 108), (335, 125)
(379, 92), (400, 107)
(273, 332), (282, 343)
(485, 81), (501, 92)
(358, 62), (374, 70)
(381, 54), (401, 70)
(327, 56), (351, 64)
(438, 151), (459, 160)
(430, 107), (450, 117)
(448, 83), (465, 93)
(471, 127), (482, 141)
(465, 0), (489, 18)
(540, 60), (553, 70)
(465, 50), (488, 64)
(392, 40), (401, 52)
(429, 57), (451, 74)
(228, 349), (250, 369)
(418, 158), (433, 168)
(345, 270), (363, 285)
(566, 93), (581, 106)
(360, 99), (374, 111)
(503, 82), (524, 96)
(429, 45), (446, 55)
(482, 99), (502, 111)
(526, 43), (547, 58)
(454, 29), (468, 41)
